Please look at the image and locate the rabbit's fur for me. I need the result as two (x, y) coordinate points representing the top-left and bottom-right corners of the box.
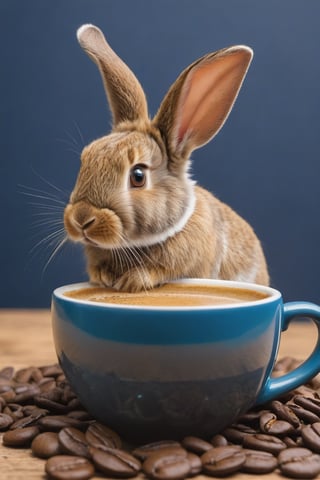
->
(64, 24), (269, 292)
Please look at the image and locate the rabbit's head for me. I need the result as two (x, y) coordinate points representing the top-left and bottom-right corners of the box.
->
(64, 24), (253, 251)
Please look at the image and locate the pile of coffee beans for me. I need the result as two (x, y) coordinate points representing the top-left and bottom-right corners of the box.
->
(2, 357), (320, 479)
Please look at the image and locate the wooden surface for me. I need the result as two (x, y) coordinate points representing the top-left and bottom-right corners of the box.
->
(0, 309), (318, 480)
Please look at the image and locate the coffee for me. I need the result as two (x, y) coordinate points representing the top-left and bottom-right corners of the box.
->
(64, 283), (268, 307)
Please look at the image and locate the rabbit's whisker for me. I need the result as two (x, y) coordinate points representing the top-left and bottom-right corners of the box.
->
(113, 247), (126, 275)
(29, 167), (69, 197)
(21, 169), (72, 275)
(18, 184), (68, 201)
(118, 243), (135, 271)
(24, 227), (66, 275)
(64, 131), (79, 148)
(27, 203), (64, 211)
(56, 122), (85, 157)
(29, 228), (66, 255)
(31, 218), (64, 229)
(73, 120), (86, 147)
(56, 140), (82, 157)
(32, 211), (64, 217)
(41, 236), (68, 278)
(19, 191), (66, 206)
(119, 238), (150, 293)
(135, 245), (163, 268)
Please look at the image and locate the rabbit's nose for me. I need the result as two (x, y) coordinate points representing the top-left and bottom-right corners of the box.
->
(64, 202), (98, 241)
(81, 217), (96, 230)
(70, 202), (97, 231)
(71, 213), (96, 232)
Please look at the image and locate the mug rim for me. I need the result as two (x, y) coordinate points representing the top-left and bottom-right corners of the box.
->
(53, 279), (282, 311)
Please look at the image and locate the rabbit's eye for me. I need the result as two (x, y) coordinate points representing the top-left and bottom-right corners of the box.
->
(130, 165), (146, 188)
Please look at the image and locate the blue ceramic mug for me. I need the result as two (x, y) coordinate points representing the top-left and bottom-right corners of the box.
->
(51, 279), (320, 442)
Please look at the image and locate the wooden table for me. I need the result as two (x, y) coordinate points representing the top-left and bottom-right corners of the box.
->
(0, 310), (318, 480)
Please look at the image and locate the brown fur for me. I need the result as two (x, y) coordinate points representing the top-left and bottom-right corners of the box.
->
(64, 25), (269, 292)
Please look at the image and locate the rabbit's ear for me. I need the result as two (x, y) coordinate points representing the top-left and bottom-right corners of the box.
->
(77, 24), (148, 125)
(154, 46), (253, 159)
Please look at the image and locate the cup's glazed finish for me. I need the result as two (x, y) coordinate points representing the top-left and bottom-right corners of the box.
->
(51, 279), (320, 441)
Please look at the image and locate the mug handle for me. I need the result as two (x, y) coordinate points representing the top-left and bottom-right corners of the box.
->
(256, 301), (320, 405)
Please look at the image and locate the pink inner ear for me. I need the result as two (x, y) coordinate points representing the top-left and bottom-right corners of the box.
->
(175, 79), (193, 146)
(177, 125), (188, 144)
(175, 51), (251, 151)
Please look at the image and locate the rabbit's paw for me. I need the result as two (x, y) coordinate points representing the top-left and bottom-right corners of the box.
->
(113, 269), (155, 293)
(88, 264), (114, 287)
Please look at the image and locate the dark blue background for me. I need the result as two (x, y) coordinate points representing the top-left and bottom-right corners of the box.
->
(1, 0), (319, 307)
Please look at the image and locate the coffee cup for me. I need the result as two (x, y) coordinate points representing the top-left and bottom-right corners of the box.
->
(51, 279), (320, 442)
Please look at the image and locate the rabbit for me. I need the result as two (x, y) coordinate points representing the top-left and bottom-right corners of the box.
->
(64, 24), (269, 292)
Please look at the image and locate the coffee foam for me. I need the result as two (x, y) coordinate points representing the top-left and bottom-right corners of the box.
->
(64, 283), (268, 307)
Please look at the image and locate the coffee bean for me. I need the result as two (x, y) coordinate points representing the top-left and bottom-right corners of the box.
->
(232, 423), (257, 435)
(133, 441), (183, 461)
(0, 375), (14, 387)
(67, 410), (93, 421)
(45, 455), (95, 480)
(181, 436), (213, 454)
(294, 386), (319, 399)
(241, 448), (278, 474)
(210, 434), (228, 447)
(22, 405), (37, 415)
(0, 385), (12, 395)
(295, 395), (320, 416)
(90, 446), (141, 478)
(302, 423), (320, 453)
(10, 407), (48, 430)
(22, 405), (49, 417)
(10, 415), (38, 430)
(201, 446), (245, 476)
(237, 409), (267, 426)
(0, 413), (14, 430)
(40, 364), (63, 378)
(186, 452), (202, 476)
(14, 367), (34, 384)
(31, 432), (62, 458)
(14, 384), (41, 404)
(1, 389), (16, 403)
(243, 433), (287, 454)
(35, 388), (60, 402)
(38, 377), (56, 393)
(309, 373), (320, 391)
(142, 449), (190, 480)
(58, 427), (90, 458)
(141, 446), (188, 465)
(222, 424), (256, 444)
(30, 367), (43, 383)
(6, 403), (24, 420)
(12, 367), (42, 385)
(67, 398), (82, 410)
(259, 411), (295, 436)
(284, 436), (300, 448)
(2, 425), (40, 446)
(34, 392), (70, 413)
(38, 415), (87, 431)
(0, 396), (6, 409)
(271, 400), (301, 428)
(278, 447), (320, 479)
(85, 422), (122, 449)
(60, 384), (77, 404)
(289, 404), (320, 424)
(0, 367), (15, 380)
